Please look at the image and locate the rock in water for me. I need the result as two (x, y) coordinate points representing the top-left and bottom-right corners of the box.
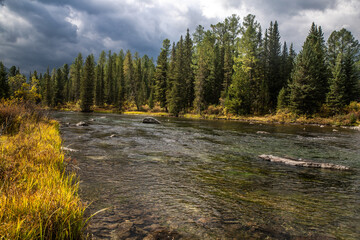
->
(259, 154), (350, 170)
(142, 117), (161, 124)
(256, 131), (270, 134)
(76, 121), (89, 126)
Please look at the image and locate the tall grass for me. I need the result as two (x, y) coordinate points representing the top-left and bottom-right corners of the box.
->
(0, 100), (86, 239)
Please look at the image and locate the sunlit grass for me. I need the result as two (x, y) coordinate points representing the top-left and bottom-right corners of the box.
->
(57, 101), (360, 126)
(0, 101), (86, 239)
(123, 111), (169, 117)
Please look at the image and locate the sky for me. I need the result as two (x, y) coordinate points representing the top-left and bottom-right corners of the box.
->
(0, 0), (359, 74)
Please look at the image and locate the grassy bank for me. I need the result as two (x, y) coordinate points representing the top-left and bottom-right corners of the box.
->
(124, 106), (360, 127)
(0, 100), (85, 239)
(57, 101), (360, 127)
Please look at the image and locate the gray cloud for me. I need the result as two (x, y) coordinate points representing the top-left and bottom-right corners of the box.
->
(0, 0), (358, 75)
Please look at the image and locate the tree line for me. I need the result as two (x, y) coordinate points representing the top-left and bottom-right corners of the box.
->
(1, 14), (359, 116)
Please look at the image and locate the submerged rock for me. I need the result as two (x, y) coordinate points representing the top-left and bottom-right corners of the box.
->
(114, 221), (134, 239)
(256, 131), (269, 134)
(142, 117), (161, 124)
(143, 227), (181, 240)
(259, 154), (350, 170)
(76, 121), (89, 126)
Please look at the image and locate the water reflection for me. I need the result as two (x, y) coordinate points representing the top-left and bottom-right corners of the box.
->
(53, 112), (360, 239)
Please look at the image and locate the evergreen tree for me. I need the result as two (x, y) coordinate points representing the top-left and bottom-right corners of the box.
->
(184, 29), (194, 108)
(289, 23), (328, 114)
(327, 28), (360, 104)
(276, 42), (296, 110)
(80, 54), (95, 112)
(0, 62), (9, 99)
(168, 36), (185, 116)
(123, 50), (134, 102)
(154, 39), (170, 110)
(54, 68), (64, 106)
(225, 14), (241, 54)
(8, 66), (19, 77)
(326, 53), (347, 113)
(95, 51), (106, 106)
(167, 42), (177, 108)
(117, 50), (126, 110)
(222, 39), (232, 99)
(69, 53), (83, 101)
(112, 52), (119, 104)
(140, 55), (154, 106)
(226, 14), (262, 114)
(62, 64), (70, 102)
(105, 50), (114, 104)
(43, 68), (52, 106)
(194, 31), (216, 113)
(50, 69), (57, 106)
(265, 21), (282, 110)
(134, 55), (142, 110)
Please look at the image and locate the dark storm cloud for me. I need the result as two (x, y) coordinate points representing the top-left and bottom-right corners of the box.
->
(0, 0), (358, 74)
(0, 0), (80, 72)
(0, 0), (206, 73)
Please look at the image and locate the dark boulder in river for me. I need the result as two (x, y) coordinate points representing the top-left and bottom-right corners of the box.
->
(76, 121), (89, 127)
(259, 154), (350, 170)
(142, 117), (161, 124)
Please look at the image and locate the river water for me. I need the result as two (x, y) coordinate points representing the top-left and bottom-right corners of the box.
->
(53, 112), (360, 239)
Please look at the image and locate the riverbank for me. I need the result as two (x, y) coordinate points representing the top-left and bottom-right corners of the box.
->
(0, 100), (85, 239)
(57, 102), (360, 127)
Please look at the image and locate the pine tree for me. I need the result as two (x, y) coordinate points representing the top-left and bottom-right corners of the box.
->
(44, 69), (56, 106)
(95, 51), (106, 106)
(105, 50), (114, 104)
(222, 40), (232, 99)
(62, 64), (70, 102)
(124, 50), (134, 102)
(266, 21), (282, 110)
(326, 53), (346, 113)
(54, 68), (64, 106)
(80, 55), (95, 112)
(168, 36), (185, 116)
(0, 62), (9, 99)
(8, 66), (19, 77)
(194, 30), (216, 113)
(117, 50), (126, 110)
(134, 55), (142, 110)
(327, 28), (360, 104)
(143, 55), (155, 102)
(289, 23), (328, 114)
(184, 29), (194, 108)
(167, 42), (177, 109)
(276, 42), (296, 110)
(154, 39), (170, 110)
(44, 68), (52, 106)
(70, 53), (83, 101)
(226, 14), (262, 114)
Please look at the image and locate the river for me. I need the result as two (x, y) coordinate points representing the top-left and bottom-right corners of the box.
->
(53, 111), (360, 239)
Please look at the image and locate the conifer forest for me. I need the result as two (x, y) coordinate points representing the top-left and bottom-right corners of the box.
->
(1, 14), (359, 116)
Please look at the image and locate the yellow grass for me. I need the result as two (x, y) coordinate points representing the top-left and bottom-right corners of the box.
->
(0, 101), (85, 239)
(57, 101), (360, 126)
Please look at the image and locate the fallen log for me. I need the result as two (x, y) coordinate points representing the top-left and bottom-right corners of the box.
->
(258, 154), (350, 170)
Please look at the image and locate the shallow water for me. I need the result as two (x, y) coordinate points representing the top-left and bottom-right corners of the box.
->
(53, 112), (360, 239)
